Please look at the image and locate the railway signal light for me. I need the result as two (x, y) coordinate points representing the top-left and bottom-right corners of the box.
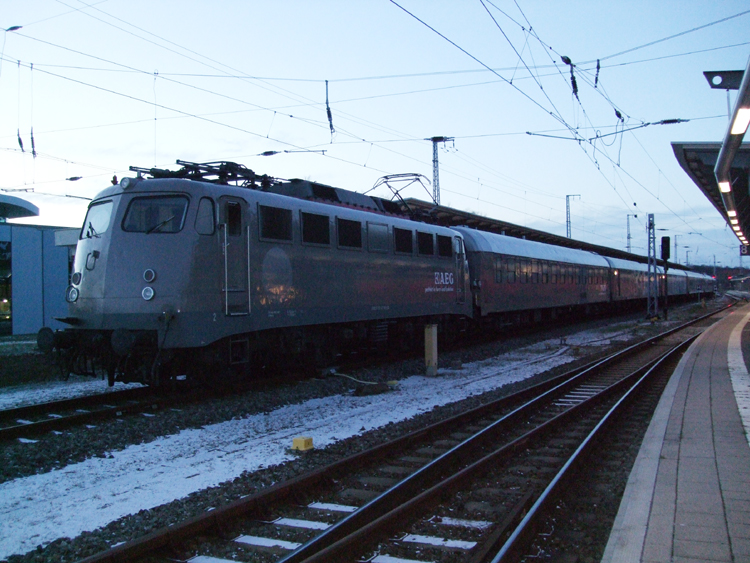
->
(661, 236), (671, 261)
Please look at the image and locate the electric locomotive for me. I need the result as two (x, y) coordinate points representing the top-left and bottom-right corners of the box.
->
(39, 161), (472, 385)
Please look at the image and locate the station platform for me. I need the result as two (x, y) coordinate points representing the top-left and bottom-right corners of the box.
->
(603, 303), (750, 562)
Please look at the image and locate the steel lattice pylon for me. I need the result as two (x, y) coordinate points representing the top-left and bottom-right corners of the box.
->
(427, 136), (453, 205)
(647, 213), (658, 318)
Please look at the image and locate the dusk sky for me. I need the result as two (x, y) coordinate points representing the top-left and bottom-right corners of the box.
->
(1, 1), (749, 267)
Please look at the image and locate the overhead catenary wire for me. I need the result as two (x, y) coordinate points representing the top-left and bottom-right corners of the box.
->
(0, 49), (728, 248)
(1, 5), (742, 258)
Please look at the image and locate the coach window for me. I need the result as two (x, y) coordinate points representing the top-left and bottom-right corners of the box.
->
(394, 228), (413, 254)
(337, 217), (362, 248)
(506, 258), (516, 283)
(259, 205), (292, 241)
(495, 257), (503, 283)
(437, 234), (452, 258)
(195, 197), (215, 235)
(417, 231), (434, 256)
(301, 211), (330, 245)
(368, 222), (389, 253)
(542, 261), (549, 283)
(531, 260), (539, 284)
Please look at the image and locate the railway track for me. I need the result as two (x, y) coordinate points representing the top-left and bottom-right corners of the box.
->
(0, 386), (160, 442)
(0, 366), (321, 443)
(73, 306), (725, 563)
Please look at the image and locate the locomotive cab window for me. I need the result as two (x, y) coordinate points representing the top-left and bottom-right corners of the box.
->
(301, 212), (330, 245)
(81, 200), (113, 239)
(417, 231), (434, 256)
(394, 228), (413, 254)
(259, 205), (292, 241)
(122, 196), (188, 234)
(337, 218), (362, 248)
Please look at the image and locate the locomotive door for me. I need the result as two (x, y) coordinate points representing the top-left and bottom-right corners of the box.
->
(454, 237), (465, 304)
(220, 198), (250, 316)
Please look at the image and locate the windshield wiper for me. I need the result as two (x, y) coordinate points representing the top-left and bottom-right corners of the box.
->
(86, 222), (100, 238)
(146, 215), (175, 234)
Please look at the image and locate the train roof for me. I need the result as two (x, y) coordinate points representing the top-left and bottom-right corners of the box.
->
(604, 256), (653, 273)
(453, 226), (611, 267)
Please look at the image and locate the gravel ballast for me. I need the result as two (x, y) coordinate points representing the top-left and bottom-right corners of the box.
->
(0, 300), (728, 562)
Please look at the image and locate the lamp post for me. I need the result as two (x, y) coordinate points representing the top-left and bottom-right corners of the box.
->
(1, 26), (22, 82)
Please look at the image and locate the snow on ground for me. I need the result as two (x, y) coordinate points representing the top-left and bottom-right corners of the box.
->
(0, 324), (635, 559)
(0, 376), (144, 411)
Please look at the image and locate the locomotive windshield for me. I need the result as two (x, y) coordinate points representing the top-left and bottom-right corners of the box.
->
(81, 200), (113, 239)
(122, 196), (188, 234)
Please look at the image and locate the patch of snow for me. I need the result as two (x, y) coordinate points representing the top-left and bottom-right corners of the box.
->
(0, 324), (636, 559)
(0, 375), (144, 410)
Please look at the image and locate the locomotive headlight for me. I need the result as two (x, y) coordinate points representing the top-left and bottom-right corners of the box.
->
(142, 286), (155, 301)
(66, 286), (79, 303)
(71, 272), (82, 285)
(143, 269), (156, 283)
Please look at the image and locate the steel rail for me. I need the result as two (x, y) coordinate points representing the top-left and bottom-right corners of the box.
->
(279, 340), (677, 563)
(0, 387), (155, 441)
(276, 307), (728, 562)
(73, 305), (728, 563)
(490, 336), (695, 562)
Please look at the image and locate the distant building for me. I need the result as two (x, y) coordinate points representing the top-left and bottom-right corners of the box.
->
(0, 194), (78, 336)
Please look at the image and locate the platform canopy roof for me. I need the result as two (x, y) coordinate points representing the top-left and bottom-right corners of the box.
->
(675, 60), (750, 247)
(0, 193), (40, 220)
(672, 142), (750, 230)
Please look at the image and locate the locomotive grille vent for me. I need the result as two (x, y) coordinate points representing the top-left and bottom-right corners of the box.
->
(369, 321), (389, 344)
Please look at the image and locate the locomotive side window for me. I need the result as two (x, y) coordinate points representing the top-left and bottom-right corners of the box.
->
(301, 212), (330, 245)
(417, 231), (434, 256)
(195, 198), (215, 235)
(394, 228), (413, 254)
(122, 196), (188, 234)
(81, 200), (113, 239)
(227, 202), (242, 236)
(259, 205), (292, 241)
(367, 222), (389, 253)
(437, 235), (452, 257)
(337, 218), (362, 248)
